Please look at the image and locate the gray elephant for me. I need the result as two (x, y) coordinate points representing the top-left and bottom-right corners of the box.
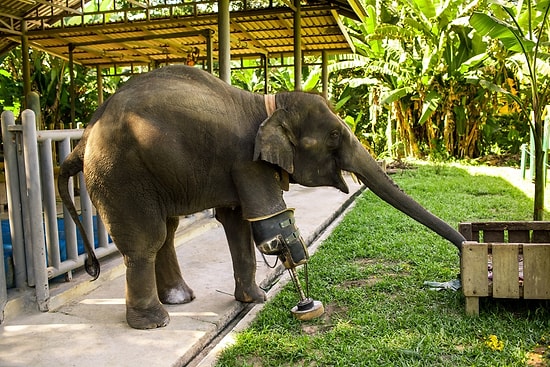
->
(58, 65), (465, 329)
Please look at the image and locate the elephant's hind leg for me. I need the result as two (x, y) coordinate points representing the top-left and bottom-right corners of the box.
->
(110, 219), (170, 329)
(215, 207), (266, 303)
(156, 216), (195, 304)
(124, 255), (170, 329)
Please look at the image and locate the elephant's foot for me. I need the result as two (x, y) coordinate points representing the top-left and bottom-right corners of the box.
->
(126, 303), (170, 329)
(235, 284), (267, 303)
(158, 283), (195, 304)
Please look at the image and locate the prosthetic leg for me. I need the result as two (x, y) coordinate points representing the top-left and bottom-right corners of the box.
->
(251, 209), (324, 320)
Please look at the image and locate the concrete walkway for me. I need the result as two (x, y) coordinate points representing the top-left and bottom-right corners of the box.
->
(0, 177), (364, 367)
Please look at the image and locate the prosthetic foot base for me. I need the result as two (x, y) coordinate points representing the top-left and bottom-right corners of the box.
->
(291, 298), (325, 321)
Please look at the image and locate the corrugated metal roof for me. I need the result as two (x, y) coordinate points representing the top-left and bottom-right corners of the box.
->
(0, 0), (361, 67)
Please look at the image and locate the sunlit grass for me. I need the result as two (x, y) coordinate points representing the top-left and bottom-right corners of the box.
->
(216, 162), (550, 367)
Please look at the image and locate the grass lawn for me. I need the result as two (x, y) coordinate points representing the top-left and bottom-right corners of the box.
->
(215, 162), (550, 367)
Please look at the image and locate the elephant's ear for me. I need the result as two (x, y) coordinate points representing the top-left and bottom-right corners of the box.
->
(253, 109), (296, 174)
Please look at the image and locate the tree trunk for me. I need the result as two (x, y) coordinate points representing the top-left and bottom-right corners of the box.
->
(533, 117), (545, 220)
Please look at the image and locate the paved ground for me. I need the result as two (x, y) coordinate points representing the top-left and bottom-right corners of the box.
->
(0, 176), (364, 367)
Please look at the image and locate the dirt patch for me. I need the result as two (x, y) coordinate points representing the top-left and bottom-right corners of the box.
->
(341, 277), (382, 288)
(300, 302), (348, 336)
(527, 346), (549, 367)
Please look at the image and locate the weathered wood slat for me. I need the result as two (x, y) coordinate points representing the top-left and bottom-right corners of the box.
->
(508, 230), (530, 243)
(533, 230), (550, 243)
(484, 230), (504, 242)
(492, 244), (520, 298)
(458, 223), (477, 242)
(466, 222), (550, 232)
(523, 244), (550, 299)
(461, 242), (489, 297)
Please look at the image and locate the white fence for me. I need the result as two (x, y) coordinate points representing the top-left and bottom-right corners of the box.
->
(0, 109), (117, 320)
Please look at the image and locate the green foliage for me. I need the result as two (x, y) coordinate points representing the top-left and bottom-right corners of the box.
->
(0, 48), (100, 128)
(469, 0), (550, 218)
(216, 163), (550, 366)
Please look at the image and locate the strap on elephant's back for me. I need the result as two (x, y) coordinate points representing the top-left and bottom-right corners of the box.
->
(264, 94), (276, 116)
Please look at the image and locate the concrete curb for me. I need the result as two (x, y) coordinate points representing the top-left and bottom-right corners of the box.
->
(189, 185), (364, 367)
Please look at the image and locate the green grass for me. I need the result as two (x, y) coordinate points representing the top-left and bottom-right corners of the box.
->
(216, 162), (550, 367)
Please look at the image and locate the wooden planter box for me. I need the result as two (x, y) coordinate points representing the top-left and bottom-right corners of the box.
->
(459, 221), (550, 315)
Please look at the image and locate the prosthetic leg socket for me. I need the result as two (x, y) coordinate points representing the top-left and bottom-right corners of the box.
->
(251, 209), (324, 321)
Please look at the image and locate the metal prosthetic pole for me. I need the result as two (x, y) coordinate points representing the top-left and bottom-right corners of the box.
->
(251, 209), (324, 321)
(287, 264), (324, 320)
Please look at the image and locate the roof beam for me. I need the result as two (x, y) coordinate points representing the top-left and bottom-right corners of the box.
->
(330, 9), (354, 53)
(33, 0), (82, 15)
(66, 29), (211, 47)
(230, 20), (268, 55)
(126, 0), (149, 9)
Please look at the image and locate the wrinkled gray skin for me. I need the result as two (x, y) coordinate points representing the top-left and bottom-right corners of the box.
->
(58, 65), (465, 329)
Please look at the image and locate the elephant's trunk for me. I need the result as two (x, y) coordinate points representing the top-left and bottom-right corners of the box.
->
(342, 138), (465, 251)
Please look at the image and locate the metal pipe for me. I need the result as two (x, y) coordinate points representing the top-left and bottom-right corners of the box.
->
(69, 44), (76, 127)
(58, 138), (78, 261)
(39, 138), (61, 270)
(21, 20), (31, 108)
(1, 112), (27, 289)
(293, 0), (302, 90)
(218, 0), (231, 83)
(22, 110), (49, 311)
(322, 50), (328, 98)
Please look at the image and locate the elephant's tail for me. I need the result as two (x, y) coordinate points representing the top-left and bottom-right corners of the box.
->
(58, 140), (100, 280)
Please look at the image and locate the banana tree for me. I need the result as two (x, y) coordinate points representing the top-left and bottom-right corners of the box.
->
(338, 0), (486, 159)
(470, 0), (550, 220)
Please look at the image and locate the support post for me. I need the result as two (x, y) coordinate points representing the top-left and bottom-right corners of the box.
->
(69, 44), (76, 127)
(322, 51), (328, 98)
(26, 92), (41, 130)
(22, 110), (49, 311)
(206, 30), (214, 74)
(218, 0), (231, 83)
(263, 54), (268, 94)
(96, 65), (104, 106)
(1, 112), (27, 289)
(21, 20), (31, 109)
(293, 0), (302, 91)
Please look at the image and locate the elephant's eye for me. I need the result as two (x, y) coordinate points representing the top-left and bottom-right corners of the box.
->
(327, 130), (340, 149)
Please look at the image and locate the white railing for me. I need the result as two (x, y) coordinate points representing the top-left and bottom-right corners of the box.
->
(0, 109), (117, 317)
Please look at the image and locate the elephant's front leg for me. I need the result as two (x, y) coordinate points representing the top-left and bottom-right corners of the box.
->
(155, 216), (195, 304)
(216, 207), (267, 303)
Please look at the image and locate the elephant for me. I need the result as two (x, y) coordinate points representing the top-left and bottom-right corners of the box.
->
(58, 65), (466, 329)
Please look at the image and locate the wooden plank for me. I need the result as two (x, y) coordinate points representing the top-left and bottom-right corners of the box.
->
(459, 223), (476, 241)
(484, 230), (505, 242)
(465, 297), (480, 316)
(461, 242), (489, 297)
(523, 244), (550, 299)
(466, 221), (550, 232)
(533, 230), (550, 243)
(492, 244), (520, 298)
(508, 230), (530, 243)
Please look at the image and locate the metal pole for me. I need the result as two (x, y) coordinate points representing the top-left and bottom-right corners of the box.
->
(58, 138), (78, 261)
(293, 0), (302, 91)
(322, 51), (328, 98)
(69, 44), (76, 127)
(0, 206), (4, 323)
(1, 111), (27, 289)
(39, 139), (61, 270)
(96, 65), (104, 106)
(263, 54), (268, 94)
(218, 0), (231, 83)
(22, 110), (49, 311)
(206, 30), (214, 74)
(21, 20), (31, 109)
(27, 91), (41, 130)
